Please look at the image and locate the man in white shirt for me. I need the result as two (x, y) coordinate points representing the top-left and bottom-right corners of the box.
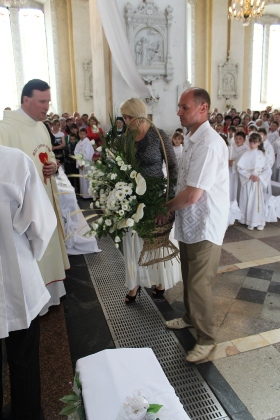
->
(0, 145), (56, 419)
(161, 88), (229, 363)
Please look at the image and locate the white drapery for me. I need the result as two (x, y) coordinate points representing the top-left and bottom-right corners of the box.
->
(95, 0), (151, 98)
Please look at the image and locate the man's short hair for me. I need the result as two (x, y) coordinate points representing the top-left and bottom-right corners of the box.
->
(21, 79), (50, 104)
(81, 114), (88, 118)
(191, 88), (211, 108)
(257, 127), (267, 135)
(79, 128), (87, 133)
(272, 120), (279, 127)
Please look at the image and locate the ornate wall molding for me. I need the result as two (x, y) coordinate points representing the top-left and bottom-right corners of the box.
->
(124, 0), (174, 83)
(83, 60), (93, 100)
(218, 57), (239, 99)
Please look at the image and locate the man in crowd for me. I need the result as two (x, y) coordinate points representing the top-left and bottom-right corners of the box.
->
(0, 79), (70, 301)
(0, 145), (57, 419)
(163, 88), (229, 363)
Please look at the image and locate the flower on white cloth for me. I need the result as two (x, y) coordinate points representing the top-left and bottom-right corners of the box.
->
(123, 394), (149, 420)
(132, 203), (145, 223)
(122, 204), (129, 211)
(115, 236), (121, 242)
(105, 219), (112, 226)
(96, 146), (102, 152)
(123, 186), (133, 196)
(126, 218), (134, 227)
(91, 222), (99, 230)
(130, 170), (137, 179)
(135, 173), (146, 195)
(118, 210), (124, 216)
(115, 190), (125, 201)
(97, 217), (103, 224)
(90, 139), (95, 145)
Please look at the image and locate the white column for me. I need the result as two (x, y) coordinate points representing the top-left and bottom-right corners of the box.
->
(260, 24), (270, 104)
(9, 8), (24, 105)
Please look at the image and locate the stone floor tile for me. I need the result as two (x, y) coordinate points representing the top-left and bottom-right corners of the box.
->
(246, 267), (273, 280)
(212, 296), (234, 327)
(214, 346), (280, 420)
(236, 288), (267, 304)
(207, 341), (239, 361)
(223, 226), (252, 243)
(215, 327), (247, 344)
(222, 314), (262, 335)
(242, 277), (270, 292)
(217, 264), (239, 274)
(260, 293), (280, 323)
(218, 272), (246, 285)
(260, 235), (280, 252)
(260, 329), (280, 344)
(235, 261), (259, 269)
(220, 248), (241, 266)
(212, 281), (241, 299)
(223, 239), (279, 262)
(268, 281), (280, 294)
(232, 334), (269, 352)
(227, 300), (262, 318)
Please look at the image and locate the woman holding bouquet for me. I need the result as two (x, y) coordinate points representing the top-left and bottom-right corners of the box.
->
(120, 98), (181, 303)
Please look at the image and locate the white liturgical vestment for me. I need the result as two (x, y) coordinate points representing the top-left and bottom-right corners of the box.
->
(0, 146), (56, 338)
(0, 110), (70, 285)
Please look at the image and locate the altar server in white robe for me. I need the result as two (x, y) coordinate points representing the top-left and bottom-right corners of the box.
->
(258, 127), (275, 194)
(74, 127), (94, 198)
(231, 131), (249, 203)
(0, 80), (70, 312)
(0, 145), (56, 419)
(237, 132), (272, 231)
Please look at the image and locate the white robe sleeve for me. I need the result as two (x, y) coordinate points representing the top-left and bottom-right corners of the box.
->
(13, 158), (57, 261)
(259, 157), (272, 188)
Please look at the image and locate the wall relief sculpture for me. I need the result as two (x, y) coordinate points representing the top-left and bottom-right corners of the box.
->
(83, 60), (93, 100)
(218, 57), (238, 99)
(124, 0), (174, 83)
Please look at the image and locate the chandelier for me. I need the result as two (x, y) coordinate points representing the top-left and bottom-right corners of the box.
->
(228, 0), (266, 26)
(0, 0), (28, 7)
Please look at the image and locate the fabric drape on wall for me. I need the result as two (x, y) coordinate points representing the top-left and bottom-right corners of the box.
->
(95, 0), (151, 98)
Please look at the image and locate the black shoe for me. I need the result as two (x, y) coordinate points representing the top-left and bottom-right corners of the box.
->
(152, 286), (165, 298)
(125, 286), (141, 304)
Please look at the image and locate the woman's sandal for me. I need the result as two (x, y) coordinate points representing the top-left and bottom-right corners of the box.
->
(125, 286), (141, 304)
(152, 286), (165, 298)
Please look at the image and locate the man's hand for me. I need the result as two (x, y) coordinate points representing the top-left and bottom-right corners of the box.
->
(42, 161), (56, 178)
(155, 211), (174, 226)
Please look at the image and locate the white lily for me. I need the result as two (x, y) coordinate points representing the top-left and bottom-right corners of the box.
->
(135, 173), (146, 195)
(132, 203), (145, 223)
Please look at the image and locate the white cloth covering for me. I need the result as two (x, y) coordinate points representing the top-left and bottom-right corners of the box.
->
(237, 149), (272, 228)
(55, 167), (101, 255)
(95, 0), (151, 98)
(75, 348), (190, 420)
(123, 228), (181, 291)
(230, 143), (249, 203)
(0, 146), (55, 338)
(74, 137), (94, 198)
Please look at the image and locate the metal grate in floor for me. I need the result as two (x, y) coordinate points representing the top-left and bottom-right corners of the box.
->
(85, 236), (229, 420)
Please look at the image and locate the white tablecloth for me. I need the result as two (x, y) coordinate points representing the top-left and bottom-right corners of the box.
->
(55, 167), (101, 255)
(75, 348), (190, 420)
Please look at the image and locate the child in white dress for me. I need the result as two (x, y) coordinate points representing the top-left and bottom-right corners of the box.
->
(172, 131), (184, 163)
(74, 128), (94, 198)
(231, 131), (249, 203)
(258, 127), (275, 194)
(237, 132), (272, 231)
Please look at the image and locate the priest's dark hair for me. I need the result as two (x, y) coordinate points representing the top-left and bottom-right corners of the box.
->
(21, 79), (50, 104)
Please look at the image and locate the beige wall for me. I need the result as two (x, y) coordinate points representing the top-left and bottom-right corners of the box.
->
(54, 0), (75, 114)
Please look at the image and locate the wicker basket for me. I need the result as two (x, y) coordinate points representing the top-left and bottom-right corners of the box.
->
(125, 117), (180, 267)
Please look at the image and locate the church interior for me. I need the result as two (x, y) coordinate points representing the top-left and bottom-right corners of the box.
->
(1, 0), (280, 419)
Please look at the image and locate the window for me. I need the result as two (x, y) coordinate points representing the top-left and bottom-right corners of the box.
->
(251, 22), (280, 110)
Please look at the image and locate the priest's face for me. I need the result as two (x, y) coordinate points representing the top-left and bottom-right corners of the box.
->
(22, 89), (51, 121)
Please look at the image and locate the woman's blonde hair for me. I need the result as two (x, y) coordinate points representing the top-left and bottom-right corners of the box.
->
(120, 98), (147, 119)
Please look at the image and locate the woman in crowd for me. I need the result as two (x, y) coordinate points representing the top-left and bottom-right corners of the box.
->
(86, 115), (103, 148)
(120, 98), (181, 303)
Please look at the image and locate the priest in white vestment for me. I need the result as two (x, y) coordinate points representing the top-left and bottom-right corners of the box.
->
(0, 79), (70, 311)
(0, 145), (56, 419)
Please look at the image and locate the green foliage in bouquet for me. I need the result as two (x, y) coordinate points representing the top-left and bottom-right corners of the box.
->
(84, 116), (173, 246)
(59, 373), (85, 420)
